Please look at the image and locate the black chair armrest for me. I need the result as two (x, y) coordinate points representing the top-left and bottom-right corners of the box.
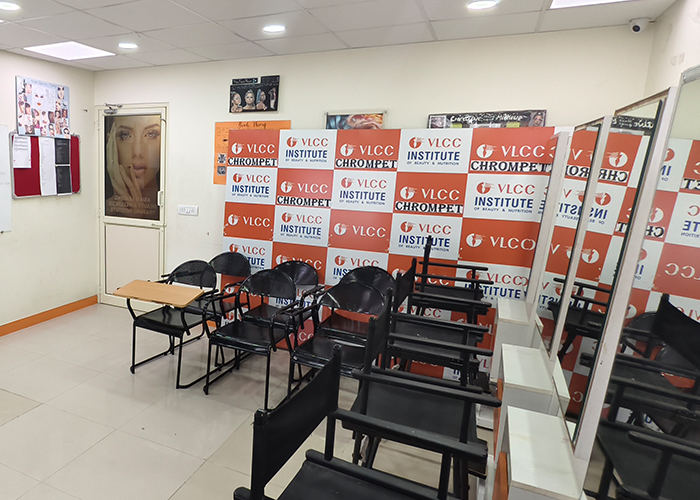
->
(609, 375), (700, 406)
(351, 369), (500, 407)
(233, 487), (275, 500)
(553, 276), (612, 295)
(566, 296), (609, 309)
(368, 365), (484, 392)
(330, 409), (488, 461)
(392, 311), (489, 334)
(389, 333), (493, 357)
(419, 260), (489, 272)
(627, 430), (700, 459)
(410, 291), (492, 309)
(614, 354), (700, 380)
(415, 273), (494, 286)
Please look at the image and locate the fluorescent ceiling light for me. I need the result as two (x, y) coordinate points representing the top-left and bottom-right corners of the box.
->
(119, 42), (138, 49)
(24, 41), (114, 60)
(467, 0), (498, 10)
(263, 24), (285, 34)
(0, 2), (20, 11)
(550, 0), (635, 8)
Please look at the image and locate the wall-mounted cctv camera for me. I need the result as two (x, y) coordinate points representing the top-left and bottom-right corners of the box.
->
(629, 18), (650, 33)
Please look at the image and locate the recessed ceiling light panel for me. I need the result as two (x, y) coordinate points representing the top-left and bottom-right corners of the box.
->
(24, 41), (114, 61)
(550, 0), (634, 8)
(466, 0), (499, 10)
(263, 24), (285, 34)
(0, 2), (20, 11)
(119, 42), (138, 49)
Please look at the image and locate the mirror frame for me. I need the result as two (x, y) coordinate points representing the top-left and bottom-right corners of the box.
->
(570, 86), (679, 484)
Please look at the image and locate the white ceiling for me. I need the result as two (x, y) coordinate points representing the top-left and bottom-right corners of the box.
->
(0, 0), (677, 71)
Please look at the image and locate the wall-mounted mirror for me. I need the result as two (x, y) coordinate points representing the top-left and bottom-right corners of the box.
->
(537, 91), (669, 445)
(576, 67), (700, 492)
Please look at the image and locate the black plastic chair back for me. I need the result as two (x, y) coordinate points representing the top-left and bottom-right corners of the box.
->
(318, 282), (385, 316)
(250, 348), (342, 499)
(653, 294), (700, 370)
(362, 290), (392, 372)
(241, 269), (297, 301)
(167, 260), (217, 288)
(339, 266), (396, 297)
(209, 252), (251, 283)
(275, 261), (319, 288)
(393, 259), (417, 312)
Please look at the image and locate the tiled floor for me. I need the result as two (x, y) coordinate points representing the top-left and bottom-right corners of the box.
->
(0, 304), (448, 500)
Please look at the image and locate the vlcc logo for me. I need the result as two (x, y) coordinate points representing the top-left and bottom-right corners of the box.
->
(341, 178), (353, 188)
(232, 173), (244, 183)
(339, 144), (355, 156)
(333, 223), (348, 235)
(400, 221), (415, 233)
(476, 182), (492, 194)
(230, 143), (243, 155)
(286, 137), (298, 147)
(608, 152), (628, 168)
(666, 148), (675, 161)
(465, 233), (484, 248)
(229, 243), (240, 252)
(476, 144), (496, 159)
(281, 213), (293, 223)
(335, 255), (347, 266)
(400, 187), (416, 200)
(408, 137), (423, 149)
(280, 181), (294, 193)
(228, 215), (240, 226)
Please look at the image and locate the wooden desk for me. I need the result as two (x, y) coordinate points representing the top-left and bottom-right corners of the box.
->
(114, 280), (204, 308)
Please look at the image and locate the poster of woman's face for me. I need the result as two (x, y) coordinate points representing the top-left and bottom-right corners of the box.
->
(15, 76), (70, 137)
(104, 114), (162, 221)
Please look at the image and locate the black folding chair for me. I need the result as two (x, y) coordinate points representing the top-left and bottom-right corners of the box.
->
(287, 282), (386, 395)
(388, 260), (490, 386)
(207, 251), (251, 325)
(203, 269), (301, 409)
(547, 277), (611, 362)
(127, 260), (217, 389)
(235, 346), (486, 500)
(340, 265), (396, 297)
(344, 288), (500, 499)
(412, 236), (492, 323)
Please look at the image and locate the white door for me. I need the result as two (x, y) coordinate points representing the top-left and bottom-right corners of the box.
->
(98, 105), (167, 307)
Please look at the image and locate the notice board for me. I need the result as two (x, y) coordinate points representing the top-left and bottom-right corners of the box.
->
(11, 134), (80, 198)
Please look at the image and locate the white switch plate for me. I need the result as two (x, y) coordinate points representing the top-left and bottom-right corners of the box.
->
(178, 205), (198, 216)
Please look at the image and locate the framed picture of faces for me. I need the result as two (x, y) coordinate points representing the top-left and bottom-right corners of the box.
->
(230, 75), (280, 114)
(16, 76), (70, 139)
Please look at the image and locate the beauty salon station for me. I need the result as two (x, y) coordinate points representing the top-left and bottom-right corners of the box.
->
(2, 1), (700, 500)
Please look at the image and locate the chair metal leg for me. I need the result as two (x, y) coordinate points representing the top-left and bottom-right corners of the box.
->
(204, 342), (213, 395)
(264, 354), (271, 410)
(596, 457), (615, 500)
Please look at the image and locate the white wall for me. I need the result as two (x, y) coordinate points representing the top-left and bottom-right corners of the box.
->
(0, 51), (97, 325)
(645, 0), (700, 94)
(94, 26), (654, 273)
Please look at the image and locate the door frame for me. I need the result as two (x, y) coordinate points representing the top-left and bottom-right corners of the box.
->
(97, 103), (168, 308)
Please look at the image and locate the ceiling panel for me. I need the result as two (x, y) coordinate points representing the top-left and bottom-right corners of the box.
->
(0, 0), (73, 22)
(309, 0), (425, 31)
(187, 41), (273, 60)
(129, 47), (208, 65)
(540, 0), (676, 31)
(86, 0), (207, 32)
(80, 33), (176, 54)
(421, 0), (546, 21)
(0, 0), (678, 70)
(170, 0), (303, 22)
(19, 11), (130, 39)
(73, 54), (153, 69)
(257, 32), (346, 55)
(336, 22), (434, 48)
(143, 23), (244, 48)
(219, 10), (329, 41)
(54, 0), (138, 8)
(432, 11), (541, 40)
(0, 23), (67, 48)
